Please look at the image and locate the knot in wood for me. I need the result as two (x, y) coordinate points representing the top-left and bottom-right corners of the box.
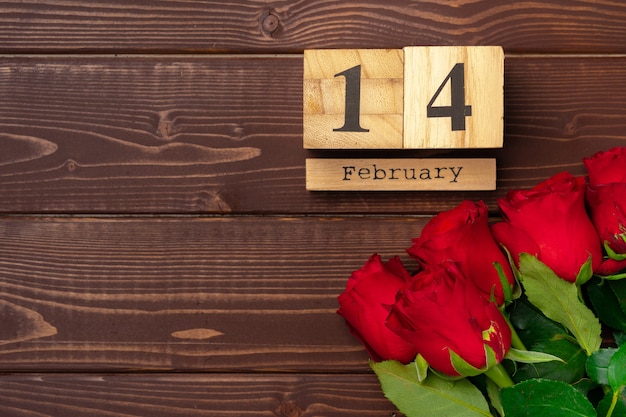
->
(261, 12), (280, 36)
(158, 120), (173, 140)
(277, 400), (302, 417)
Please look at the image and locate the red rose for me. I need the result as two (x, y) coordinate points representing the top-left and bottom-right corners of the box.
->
(584, 147), (626, 274)
(586, 184), (626, 254)
(407, 200), (514, 304)
(337, 254), (418, 363)
(584, 146), (626, 185)
(386, 261), (511, 376)
(492, 172), (602, 282)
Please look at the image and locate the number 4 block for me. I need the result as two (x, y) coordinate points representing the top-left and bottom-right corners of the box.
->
(303, 46), (504, 149)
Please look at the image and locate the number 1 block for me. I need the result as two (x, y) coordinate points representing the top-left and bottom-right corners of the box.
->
(303, 49), (404, 149)
(403, 46), (503, 148)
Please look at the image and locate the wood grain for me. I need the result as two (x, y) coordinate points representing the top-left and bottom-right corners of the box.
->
(0, 373), (401, 417)
(2, 55), (626, 214)
(1, 1), (626, 53)
(0, 216), (425, 372)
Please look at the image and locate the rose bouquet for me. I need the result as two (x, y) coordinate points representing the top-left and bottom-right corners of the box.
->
(338, 147), (626, 417)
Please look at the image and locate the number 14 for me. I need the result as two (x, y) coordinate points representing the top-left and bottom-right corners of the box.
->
(335, 62), (472, 132)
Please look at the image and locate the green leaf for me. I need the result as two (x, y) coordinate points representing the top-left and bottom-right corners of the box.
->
(505, 347), (564, 364)
(585, 277), (626, 332)
(586, 348), (617, 386)
(508, 297), (568, 347)
(501, 379), (596, 417)
(517, 254), (602, 355)
(571, 378), (596, 397)
(575, 256), (594, 286)
(370, 360), (492, 417)
(608, 344), (626, 392)
(605, 240), (626, 261)
(485, 376), (504, 417)
(415, 353), (429, 382)
(450, 345), (498, 378)
(512, 338), (587, 384)
(609, 278), (626, 315)
(495, 261), (516, 304)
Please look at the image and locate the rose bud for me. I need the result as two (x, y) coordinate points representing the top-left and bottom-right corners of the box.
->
(584, 147), (626, 274)
(584, 146), (626, 185)
(407, 200), (514, 304)
(386, 261), (511, 376)
(492, 172), (602, 282)
(337, 254), (418, 363)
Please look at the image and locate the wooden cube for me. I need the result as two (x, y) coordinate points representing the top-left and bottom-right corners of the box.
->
(303, 49), (404, 149)
(403, 46), (504, 149)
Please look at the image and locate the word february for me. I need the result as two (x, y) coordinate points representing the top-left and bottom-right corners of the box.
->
(342, 164), (463, 182)
(306, 158), (496, 191)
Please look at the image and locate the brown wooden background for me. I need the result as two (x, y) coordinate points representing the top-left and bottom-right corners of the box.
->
(2, 1), (626, 415)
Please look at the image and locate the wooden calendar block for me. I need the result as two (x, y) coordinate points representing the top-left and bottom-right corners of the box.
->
(403, 46), (504, 149)
(306, 158), (496, 191)
(303, 49), (404, 149)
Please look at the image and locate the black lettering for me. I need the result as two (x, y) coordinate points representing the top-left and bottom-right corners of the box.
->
(435, 167), (447, 179)
(426, 63), (472, 131)
(342, 166), (356, 180)
(334, 65), (369, 132)
(450, 166), (463, 183)
(373, 165), (386, 180)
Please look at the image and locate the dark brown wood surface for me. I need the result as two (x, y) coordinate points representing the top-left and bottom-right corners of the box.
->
(2, 1), (626, 416)
(0, 374), (395, 417)
(2, 1), (626, 53)
(0, 216), (426, 372)
(3, 55), (626, 214)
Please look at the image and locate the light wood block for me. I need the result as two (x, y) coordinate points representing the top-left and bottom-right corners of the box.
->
(403, 46), (504, 149)
(306, 158), (496, 191)
(303, 49), (404, 149)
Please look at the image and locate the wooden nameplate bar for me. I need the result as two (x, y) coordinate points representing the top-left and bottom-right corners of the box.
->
(306, 158), (496, 191)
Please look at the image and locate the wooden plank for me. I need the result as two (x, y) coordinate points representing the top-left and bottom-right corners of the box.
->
(0, 373), (399, 417)
(306, 158), (496, 191)
(2, 1), (626, 53)
(0, 216), (426, 372)
(2, 56), (626, 214)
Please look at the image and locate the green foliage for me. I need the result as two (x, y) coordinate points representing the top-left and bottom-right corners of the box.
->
(596, 389), (626, 417)
(508, 296), (568, 346)
(587, 348), (617, 386)
(607, 344), (626, 393)
(501, 379), (596, 417)
(512, 339), (586, 384)
(585, 277), (626, 332)
(517, 254), (602, 356)
(370, 360), (492, 417)
(450, 346), (498, 378)
(575, 255), (594, 286)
